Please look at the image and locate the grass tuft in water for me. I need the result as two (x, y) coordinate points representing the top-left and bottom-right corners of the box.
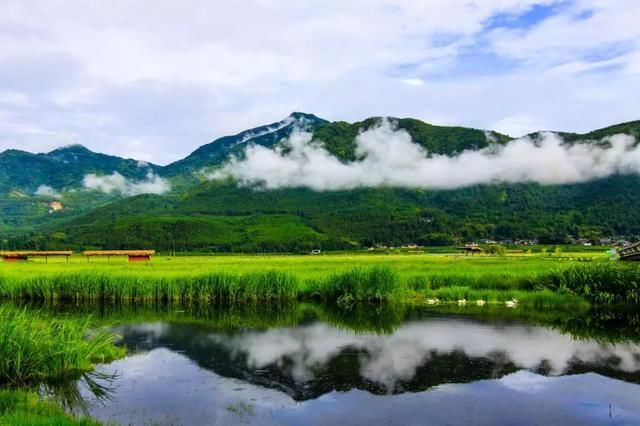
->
(0, 306), (124, 386)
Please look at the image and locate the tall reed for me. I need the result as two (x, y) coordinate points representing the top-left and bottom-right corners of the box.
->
(305, 266), (401, 304)
(0, 271), (299, 304)
(530, 262), (640, 304)
(0, 306), (124, 386)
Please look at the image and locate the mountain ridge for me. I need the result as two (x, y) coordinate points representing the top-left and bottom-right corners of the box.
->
(2, 114), (640, 250)
(3, 115), (640, 183)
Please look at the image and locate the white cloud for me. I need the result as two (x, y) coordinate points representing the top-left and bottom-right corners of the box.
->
(492, 114), (547, 136)
(34, 184), (62, 199)
(489, 0), (640, 72)
(213, 119), (640, 190)
(0, 1), (638, 163)
(401, 78), (426, 87)
(83, 171), (170, 195)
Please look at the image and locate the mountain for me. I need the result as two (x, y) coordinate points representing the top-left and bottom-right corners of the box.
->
(0, 144), (161, 194)
(2, 115), (640, 251)
(0, 144), (167, 233)
(163, 112), (327, 176)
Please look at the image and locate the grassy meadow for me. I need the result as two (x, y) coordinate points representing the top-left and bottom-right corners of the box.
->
(0, 251), (633, 306)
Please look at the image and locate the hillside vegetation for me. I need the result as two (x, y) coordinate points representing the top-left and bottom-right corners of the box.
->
(2, 115), (640, 251)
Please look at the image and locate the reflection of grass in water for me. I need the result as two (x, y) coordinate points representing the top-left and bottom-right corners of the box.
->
(425, 303), (640, 344)
(23, 300), (312, 331)
(16, 300), (407, 335)
(226, 400), (255, 418)
(545, 307), (640, 344)
(43, 371), (117, 416)
(0, 389), (99, 425)
(14, 299), (639, 344)
(316, 303), (406, 334)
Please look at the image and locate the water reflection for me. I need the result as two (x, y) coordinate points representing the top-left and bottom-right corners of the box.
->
(111, 315), (640, 400)
(81, 349), (640, 426)
(11, 302), (640, 425)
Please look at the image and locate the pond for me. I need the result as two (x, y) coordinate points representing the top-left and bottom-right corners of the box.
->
(45, 304), (640, 425)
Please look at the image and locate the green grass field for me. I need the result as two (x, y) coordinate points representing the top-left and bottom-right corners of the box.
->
(0, 251), (604, 280)
(1, 251), (631, 306)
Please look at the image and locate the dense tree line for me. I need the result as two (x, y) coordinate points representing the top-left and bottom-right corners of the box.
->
(6, 173), (640, 252)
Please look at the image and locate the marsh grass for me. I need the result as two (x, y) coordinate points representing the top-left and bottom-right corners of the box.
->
(407, 273), (535, 291)
(0, 389), (99, 425)
(305, 266), (401, 304)
(0, 306), (124, 386)
(0, 271), (299, 304)
(531, 262), (640, 304)
(0, 254), (632, 306)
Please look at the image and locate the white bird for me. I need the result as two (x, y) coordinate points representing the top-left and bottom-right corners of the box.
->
(505, 298), (519, 308)
(457, 299), (466, 306)
(426, 298), (439, 305)
(476, 300), (486, 306)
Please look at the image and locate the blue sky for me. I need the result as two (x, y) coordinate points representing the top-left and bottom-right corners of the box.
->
(0, 0), (638, 164)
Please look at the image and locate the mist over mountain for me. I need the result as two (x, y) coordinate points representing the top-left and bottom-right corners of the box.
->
(2, 113), (640, 251)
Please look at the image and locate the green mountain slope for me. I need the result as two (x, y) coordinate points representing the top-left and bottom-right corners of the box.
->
(3, 115), (640, 251)
(162, 112), (327, 176)
(0, 144), (160, 193)
(19, 174), (639, 252)
(0, 144), (164, 233)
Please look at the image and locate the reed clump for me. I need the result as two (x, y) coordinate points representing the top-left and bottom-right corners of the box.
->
(305, 266), (401, 304)
(407, 273), (534, 291)
(0, 306), (124, 386)
(530, 262), (640, 304)
(1, 267), (406, 304)
(0, 271), (299, 304)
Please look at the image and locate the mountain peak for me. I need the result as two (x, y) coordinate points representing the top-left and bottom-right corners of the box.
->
(288, 112), (327, 123)
(48, 144), (93, 156)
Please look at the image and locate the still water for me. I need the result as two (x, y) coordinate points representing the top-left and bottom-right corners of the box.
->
(61, 305), (640, 425)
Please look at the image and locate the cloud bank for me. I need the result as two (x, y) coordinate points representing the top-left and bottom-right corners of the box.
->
(1, 1), (639, 163)
(83, 171), (170, 196)
(212, 120), (640, 190)
(34, 184), (62, 199)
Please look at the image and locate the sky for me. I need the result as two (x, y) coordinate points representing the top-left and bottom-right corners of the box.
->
(1, 0), (639, 165)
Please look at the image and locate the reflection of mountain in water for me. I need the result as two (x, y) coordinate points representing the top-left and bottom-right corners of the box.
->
(113, 317), (640, 401)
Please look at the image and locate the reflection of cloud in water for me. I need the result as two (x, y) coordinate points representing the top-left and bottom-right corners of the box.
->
(85, 349), (640, 426)
(209, 319), (640, 388)
(113, 322), (170, 348)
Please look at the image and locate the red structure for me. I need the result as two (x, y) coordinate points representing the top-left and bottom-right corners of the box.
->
(83, 250), (156, 262)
